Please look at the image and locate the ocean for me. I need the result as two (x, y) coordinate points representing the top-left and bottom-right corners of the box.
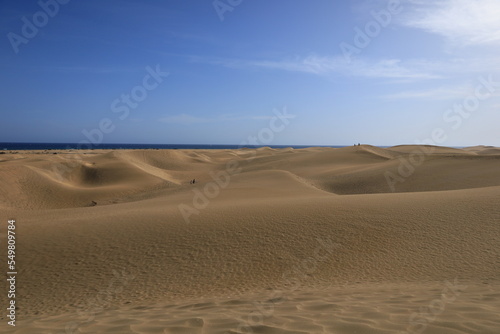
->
(0, 142), (348, 151)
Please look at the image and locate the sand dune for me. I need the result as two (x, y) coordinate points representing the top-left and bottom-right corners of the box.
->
(388, 145), (476, 155)
(1, 145), (499, 333)
(464, 145), (500, 155)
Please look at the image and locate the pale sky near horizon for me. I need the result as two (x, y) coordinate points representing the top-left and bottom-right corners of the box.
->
(1, 0), (499, 146)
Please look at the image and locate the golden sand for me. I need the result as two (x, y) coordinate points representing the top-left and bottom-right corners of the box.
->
(1, 145), (499, 333)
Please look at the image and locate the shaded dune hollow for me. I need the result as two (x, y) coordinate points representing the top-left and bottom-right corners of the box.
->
(1, 145), (500, 334)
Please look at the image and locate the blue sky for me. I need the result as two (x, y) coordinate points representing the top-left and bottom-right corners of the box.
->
(1, 0), (499, 146)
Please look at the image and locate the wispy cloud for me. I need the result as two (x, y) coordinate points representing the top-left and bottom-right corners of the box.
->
(197, 54), (500, 82)
(384, 79), (500, 100)
(198, 55), (440, 80)
(402, 0), (500, 46)
(383, 85), (473, 100)
(159, 113), (274, 125)
(159, 114), (207, 124)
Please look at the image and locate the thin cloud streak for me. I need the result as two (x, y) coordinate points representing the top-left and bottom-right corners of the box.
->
(382, 85), (473, 100)
(197, 55), (440, 80)
(159, 113), (274, 125)
(196, 54), (500, 82)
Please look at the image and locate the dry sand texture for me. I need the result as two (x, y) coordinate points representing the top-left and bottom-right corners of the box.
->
(1, 145), (499, 333)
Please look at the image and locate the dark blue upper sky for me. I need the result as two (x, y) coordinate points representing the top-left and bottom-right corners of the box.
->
(1, 0), (499, 146)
